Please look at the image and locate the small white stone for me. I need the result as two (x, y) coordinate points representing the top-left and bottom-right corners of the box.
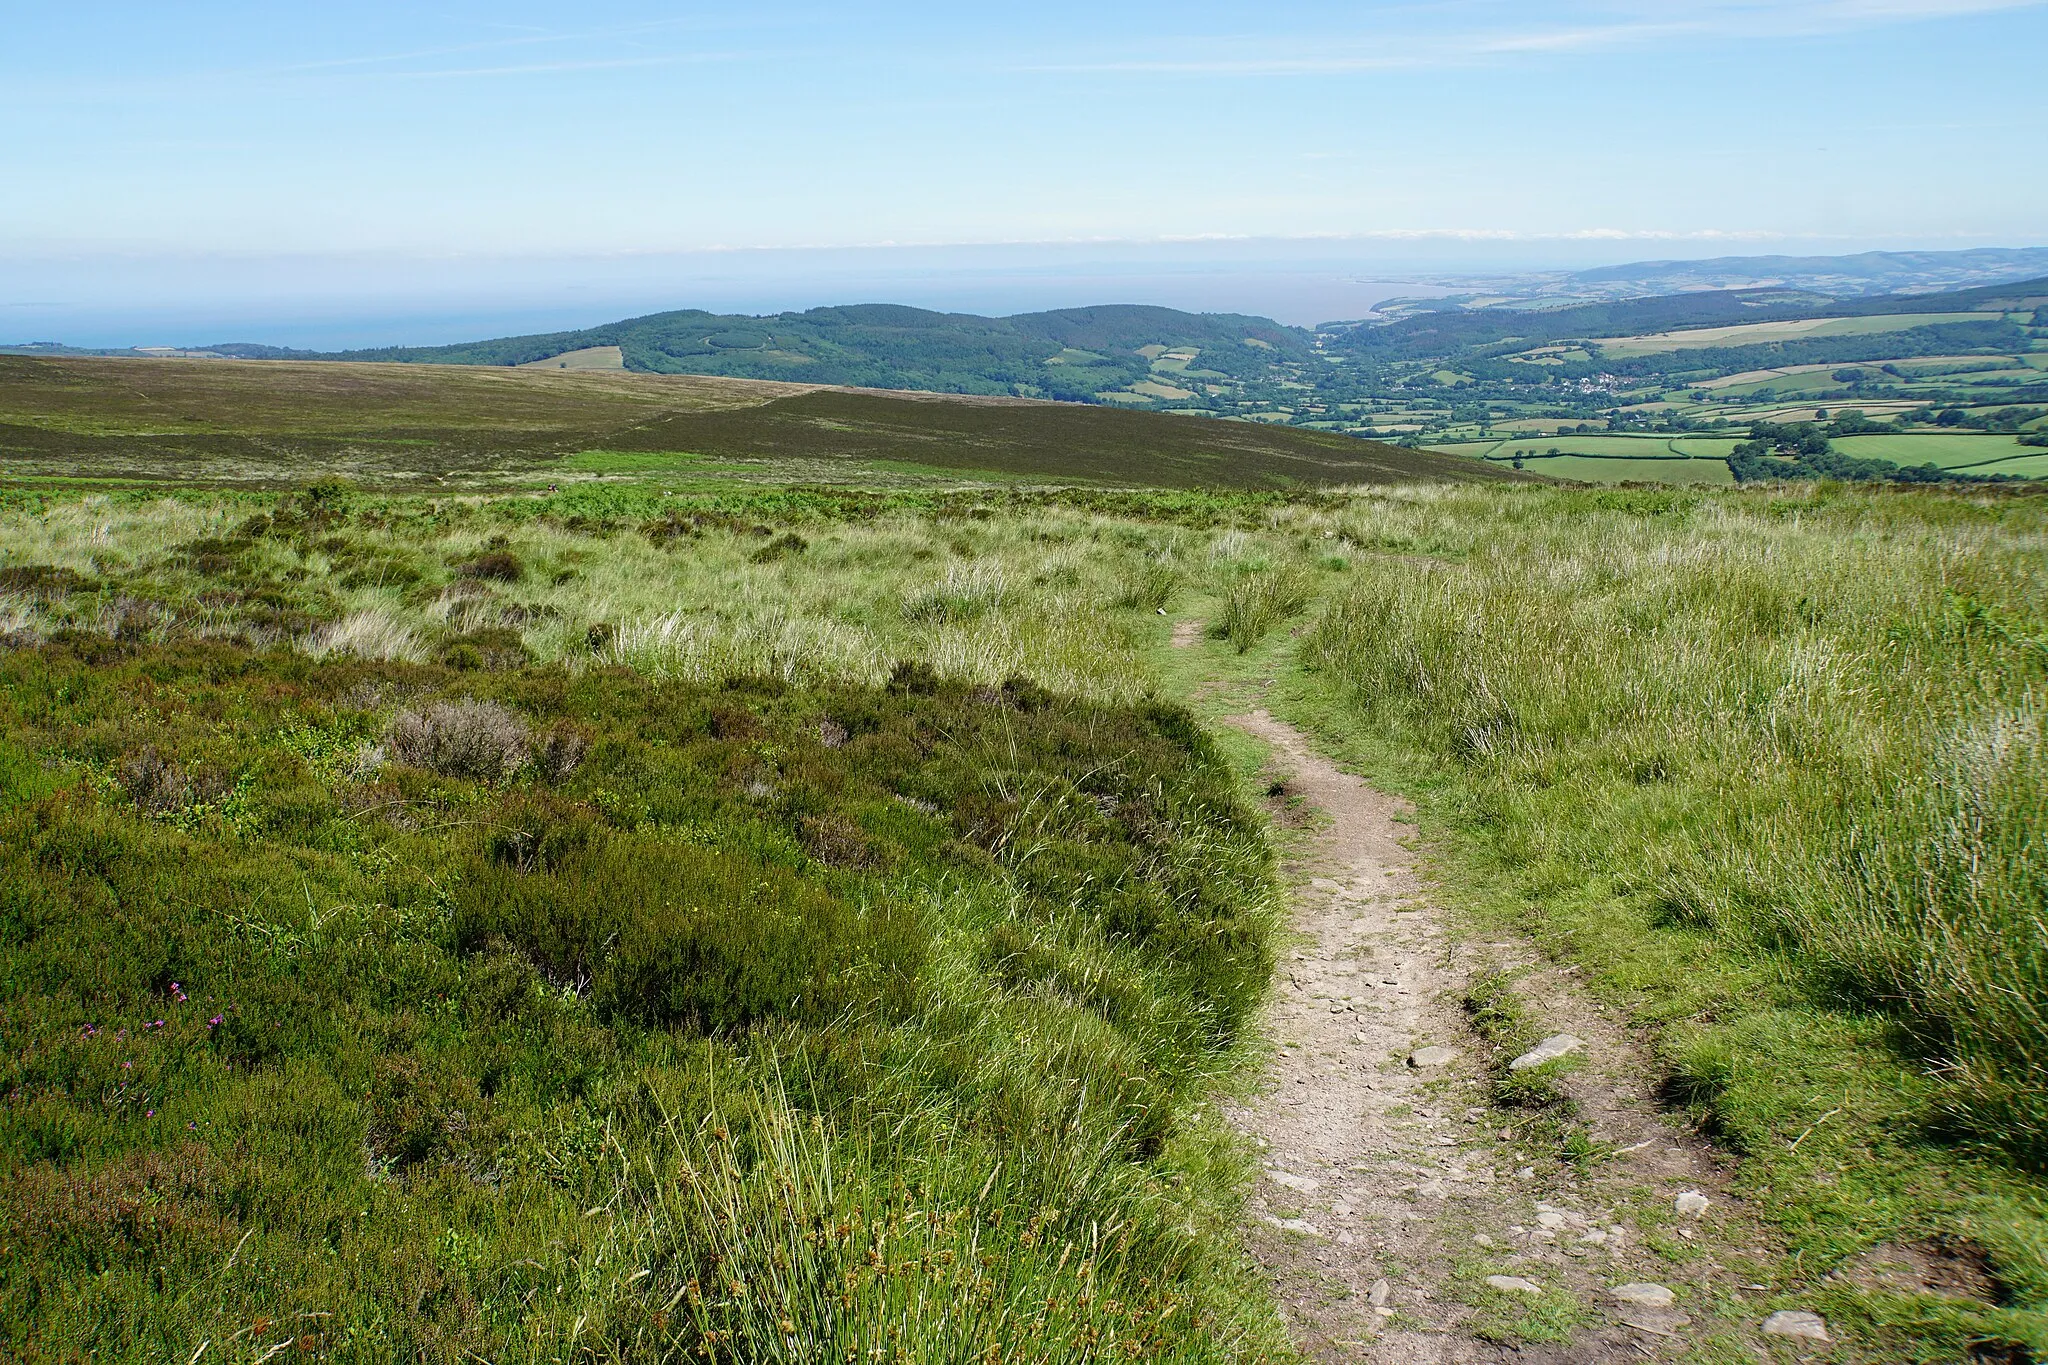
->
(1760, 1310), (1830, 1341)
(1261, 1214), (1323, 1236)
(1675, 1190), (1710, 1217)
(1409, 1046), (1460, 1068)
(1509, 1034), (1585, 1070)
(1609, 1283), (1675, 1308)
(1486, 1275), (1544, 1295)
(1267, 1169), (1320, 1194)
(1473, 1233), (1496, 1247)
(1515, 1166), (1537, 1179)
(1368, 1278), (1391, 1307)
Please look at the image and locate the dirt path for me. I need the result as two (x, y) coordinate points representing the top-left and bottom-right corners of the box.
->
(1223, 710), (1812, 1364)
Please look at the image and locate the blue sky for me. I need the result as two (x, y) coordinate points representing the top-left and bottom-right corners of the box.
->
(5, 1), (2046, 343)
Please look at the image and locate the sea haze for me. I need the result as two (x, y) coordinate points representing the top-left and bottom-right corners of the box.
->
(23, 236), (2044, 353)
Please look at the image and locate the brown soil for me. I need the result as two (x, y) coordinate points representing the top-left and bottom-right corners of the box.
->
(1222, 709), (1814, 1363)
(1835, 1240), (2001, 1305)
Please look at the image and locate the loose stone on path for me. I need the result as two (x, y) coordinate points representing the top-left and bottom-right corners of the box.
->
(1761, 1310), (1831, 1341)
(1509, 1033), (1584, 1070)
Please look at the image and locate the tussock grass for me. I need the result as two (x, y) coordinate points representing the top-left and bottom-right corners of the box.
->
(1214, 566), (1316, 653)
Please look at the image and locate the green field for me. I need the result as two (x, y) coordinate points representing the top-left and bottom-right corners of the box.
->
(1832, 432), (2042, 469)
(1598, 311), (1988, 357)
(1512, 453), (1735, 484)
(1437, 435), (1740, 483)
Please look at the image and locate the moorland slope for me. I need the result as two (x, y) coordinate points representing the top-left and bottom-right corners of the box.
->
(0, 355), (1521, 491)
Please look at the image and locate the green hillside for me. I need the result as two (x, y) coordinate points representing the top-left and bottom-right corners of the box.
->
(221, 304), (1317, 405)
(590, 389), (1510, 488)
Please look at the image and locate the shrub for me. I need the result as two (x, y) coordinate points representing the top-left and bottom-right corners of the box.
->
(386, 700), (530, 781)
(433, 626), (530, 671)
(750, 531), (808, 563)
(116, 746), (186, 814)
(887, 660), (941, 695)
(457, 550), (523, 583)
(534, 720), (592, 784)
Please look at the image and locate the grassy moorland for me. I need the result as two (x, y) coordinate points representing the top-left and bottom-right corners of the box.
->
(0, 463), (2045, 1361)
(0, 484), (1301, 1363)
(0, 357), (1509, 492)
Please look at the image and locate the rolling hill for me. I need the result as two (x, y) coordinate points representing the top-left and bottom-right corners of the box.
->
(0, 354), (1527, 491)
(209, 303), (1318, 404)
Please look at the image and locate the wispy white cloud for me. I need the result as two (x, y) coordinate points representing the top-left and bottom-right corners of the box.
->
(1028, 0), (2048, 74)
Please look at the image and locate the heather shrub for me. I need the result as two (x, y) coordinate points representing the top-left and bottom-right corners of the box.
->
(386, 699), (529, 780)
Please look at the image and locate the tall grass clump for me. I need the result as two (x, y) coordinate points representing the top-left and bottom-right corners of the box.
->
(1214, 565), (1315, 653)
(1299, 484), (2048, 1161)
(600, 1071), (1261, 1363)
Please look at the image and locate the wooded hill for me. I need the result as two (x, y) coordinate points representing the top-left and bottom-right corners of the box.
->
(216, 304), (1316, 402)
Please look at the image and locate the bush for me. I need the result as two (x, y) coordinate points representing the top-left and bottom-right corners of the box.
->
(386, 700), (530, 781)
(116, 746), (186, 813)
(457, 550), (523, 583)
(433, 626), (531, 672)
(750, 531), (808, 563)
(534, 720), (592, 784)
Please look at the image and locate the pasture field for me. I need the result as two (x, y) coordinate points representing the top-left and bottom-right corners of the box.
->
(1442, 435), (1741, 483)
(517, 345), (628, 372)
(1832, 433), (2042, 469)
(1, 415), (2046, 1359)
(1506, 453), (1735, 483)
(1597, 311), (1989, 357)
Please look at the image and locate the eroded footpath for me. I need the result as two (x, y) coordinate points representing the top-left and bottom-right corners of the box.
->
(1223, 709), (1836, 1364)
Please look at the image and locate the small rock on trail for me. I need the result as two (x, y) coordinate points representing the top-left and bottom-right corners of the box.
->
(1608, 1283), (1676, 1308)
(1761, 1310), (1831, 1341)
(1509, 1033), (1584, 1070)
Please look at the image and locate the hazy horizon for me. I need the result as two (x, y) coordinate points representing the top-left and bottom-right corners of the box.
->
(11, 235), (2048, 351)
